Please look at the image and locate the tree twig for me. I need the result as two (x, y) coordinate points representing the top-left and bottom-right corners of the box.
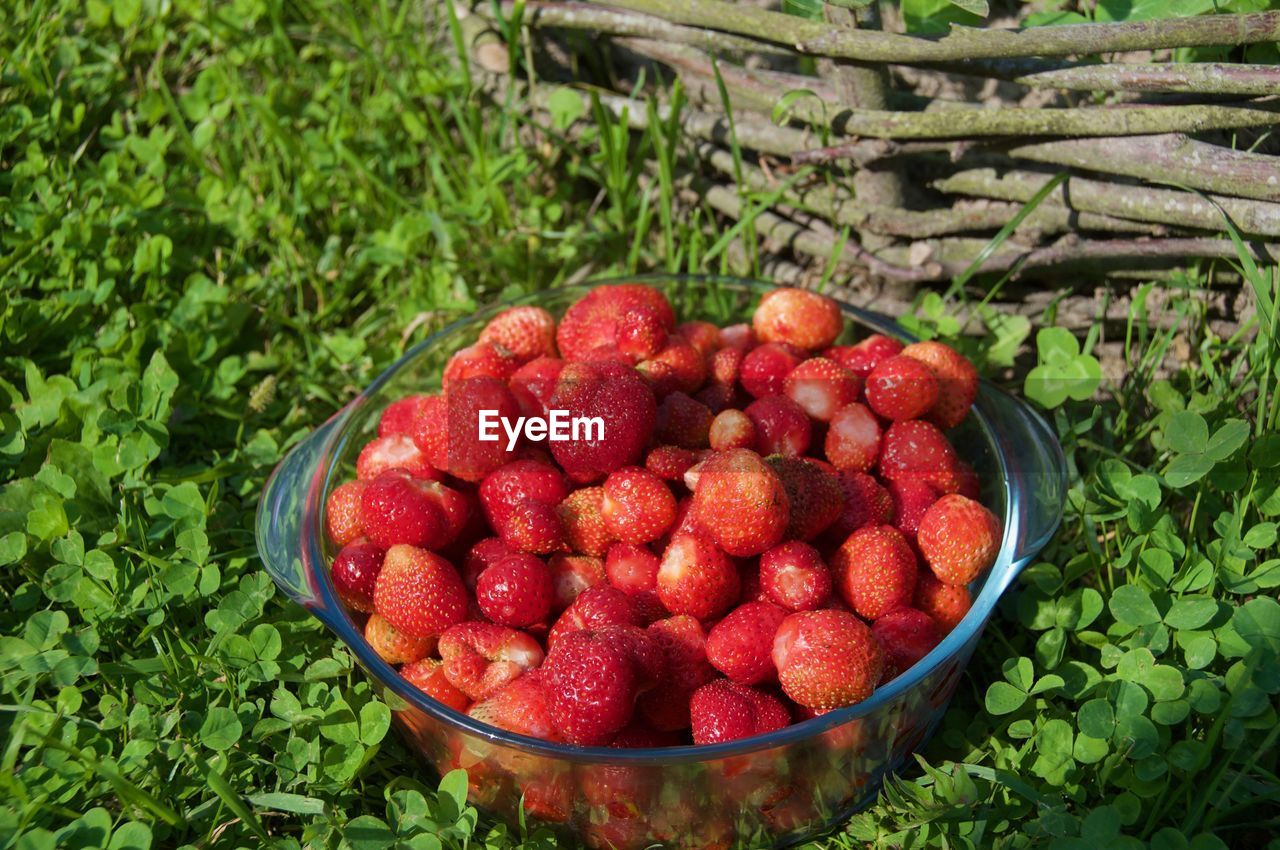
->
(1009, 62), (1280, 96)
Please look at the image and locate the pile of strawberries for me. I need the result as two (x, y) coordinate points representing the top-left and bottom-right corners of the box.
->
(324, 284), (1001, 749)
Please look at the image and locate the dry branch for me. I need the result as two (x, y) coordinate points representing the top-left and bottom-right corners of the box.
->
(1010, 62), (1280, 96)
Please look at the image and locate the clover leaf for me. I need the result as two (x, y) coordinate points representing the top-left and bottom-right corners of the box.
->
(1024, 327), (1102, 408)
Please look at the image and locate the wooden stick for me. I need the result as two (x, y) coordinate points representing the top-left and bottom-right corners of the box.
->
(1010, 62), (1280, 96)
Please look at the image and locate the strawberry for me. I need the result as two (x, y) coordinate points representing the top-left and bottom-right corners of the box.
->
(401, 658), (472, 713)
(865, 355), (940, 422)
(547, 583), (639, 647)
(744, 394), (811, 458)
(543, 629), (640, 744)
(824, 333), (904, 380)
(556, 487), (614, 556)
(706, 601), (789, 685)
(438, 621), (544, 700)
(468, 670), (560, 741)
(360, 473), (451, 549)
(325, 480), (366, 546)
(601, 467), (677, 545)
(708, 409), (756, 451)
(476, 552), (554, 627)
(378, 394), (433, 438)
(462, 537), (513, 591)
(637, 341), (706, 398)
(765, 456), (843, 541)
(888, 477), (940, 543)
(695, 381), (737, 414)
(758, 541), (832, 612)
(913, 570), (972, 633)
(492, 498), (565, 555)
(547, 553), (606, 610)
(872, 608), (943, 681)
(597, 623), (666, 690)
(479, 460), (569, 528)
(617, 309), (670, 362)
(644, 445), (706, 482)
(443, 341), (519, 389)
(356, 434), (441, 482)
(409, 394), (449, 471)
(773, 609), (884, 709)
(437, 376), (523, 482)
(520, 769), (574, 823)
(610, 720), (682, 749)
(479, 305), (558, 364)
(878, 420), (959, 485)
(689, 679), (790, 744)
(710, 346), (744, 386)
(901, 340), (978, 430)
(549, 361), (657, 482)
(365, 613), (436, 664)
(719, 322), (756, 350)
(654, 391), (713, 448)
(823, 402), (882, 472)
(752, 288), (843, 351)
(740, 343), (805, 399)
(675, 320), (721, 358)
(605, 542), (666, 624)
(331, 541), (384, 612)
(655, 532), (741, 620)
(508, 356), (565, 418)
(638, 615), (715, 730)
(783, 357), (861, 422)
(916, 494), (1001, 586)
(832, 525), (918, 620)
(557, 284), (675, 362)
(691, 449), (790, 557)
(373, 544), (469, 638)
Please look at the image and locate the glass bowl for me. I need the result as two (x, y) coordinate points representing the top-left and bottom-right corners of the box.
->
(256, 275), (1066, 848)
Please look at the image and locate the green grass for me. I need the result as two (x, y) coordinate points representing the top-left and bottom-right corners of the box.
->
(2, 1), (1279, 848)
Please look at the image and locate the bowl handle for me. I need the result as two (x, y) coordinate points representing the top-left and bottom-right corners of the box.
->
(255, 414), (345, 623)
(980, 385), (1068, 594)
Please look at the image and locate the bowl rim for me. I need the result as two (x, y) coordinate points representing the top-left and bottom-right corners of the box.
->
(299, 273), (1059, 764)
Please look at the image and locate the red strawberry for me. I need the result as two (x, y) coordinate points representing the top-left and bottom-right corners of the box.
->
(655, 532), (740, 620)
(901, 340), (978, 430)
(744, 394), (811, 458)
(824, 402), (882, 472)
(764, 456), (843, 541)
(675, 320), (721, 358)
(480, 305), (558, 364)
(888, 478), (940, 543)
(740, 343), (805, 399)
(695, 381), (737, 414)
(690, 679), (790, 744)
(758, 541), (832, 612)
(773, 609), (884, 709)
(597, 623), (666, 690)
(557, 285), (675, 362)
(325, 480), (366, 546)
(409, 394), (449, 471)
(691, 449), (790, 557)
(492, 498), (565, 555)
(878, 420), (959, 485)
(401, 658), (472, 713)
(468, 670), (560, 741)
(644, 445), (706, 482)
(616, 309), (670, 362)
(373, 544), (469, 638)
(719, 323), (756, 350)
(654, 392), (713, 448)
(601, 467), (676, 545)
(543, 629), (640, 744)
(638, 615), (715, 730)
(832, 525), (918, 620)
(913, 570), (972, 633)
(365, 613), (436, 664)
(830, 471), (894, 538)
(479, 460), (569, 528)
(706, 601), (789, 685)
(605, 542), (666, 624)
(443, 341), (519, 389)
(709, 409), (756, 452)
(865, 355), (939, 422)
(872, 608), (943, 681)
(356, 433), (442, 481)
(916, 494), (1002, 586)
(360, 473), (451, 549)
(549, 361), (657, 482)
(610, 720), (682, 748)
(331, 541), (384, 612)
(556, 487), (614, 556)
(435, 376), (523, 482)
(824, 333), (904, 380)
(520, 769), (574, 823)
(378, 394), (433, 438)
(547, 553), (606, 610)
(637, 341), (706, 398)
(547, 583), (639, 647)
(710, 346), (744, 386)
(783, 357), (861, 422)
(752, 288), (843, 351)
(439, 621), (544, 700)
(509, 356), (565, 418)
(462, 537), (514, 590)
(476, 552), (554, 627)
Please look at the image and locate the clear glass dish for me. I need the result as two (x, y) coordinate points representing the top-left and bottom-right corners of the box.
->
(256, 275), (1066, 848)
